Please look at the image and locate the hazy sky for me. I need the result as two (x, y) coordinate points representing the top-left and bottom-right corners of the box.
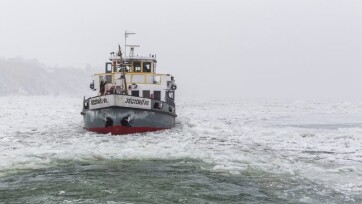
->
(1, 0), (361, 99)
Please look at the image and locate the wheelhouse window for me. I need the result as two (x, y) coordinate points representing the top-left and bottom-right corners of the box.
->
(143, 62), (151, 72)
(118, 66), (129, 72)
(133, 62), (141, 72)
(125, 65), (131, 72)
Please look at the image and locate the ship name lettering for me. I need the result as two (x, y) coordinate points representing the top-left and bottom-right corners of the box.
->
(125, 98), (149, 106)
(91, 97), (108, 105)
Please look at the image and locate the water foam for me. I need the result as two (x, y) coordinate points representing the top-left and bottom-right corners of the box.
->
(0, 96), (362, 198)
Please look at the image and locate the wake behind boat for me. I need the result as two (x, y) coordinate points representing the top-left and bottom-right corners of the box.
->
(81, 32), (177, 135)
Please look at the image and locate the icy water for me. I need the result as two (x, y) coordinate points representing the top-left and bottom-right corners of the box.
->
(0, 97), (362, 203)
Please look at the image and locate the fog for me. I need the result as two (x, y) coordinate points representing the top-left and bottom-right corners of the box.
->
(0, 0), (361, 99)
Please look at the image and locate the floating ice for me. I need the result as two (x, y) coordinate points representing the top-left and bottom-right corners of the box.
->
(0, 96), (361, 197)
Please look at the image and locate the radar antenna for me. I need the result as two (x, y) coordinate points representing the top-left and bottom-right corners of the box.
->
(126, 45), (140, 57)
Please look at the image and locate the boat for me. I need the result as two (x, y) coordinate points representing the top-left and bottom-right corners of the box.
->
(81, 32), (177, 135)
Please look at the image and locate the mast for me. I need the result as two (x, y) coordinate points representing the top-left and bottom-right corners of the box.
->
(125, 31), (136, 57)
(117, 44), (128, 95)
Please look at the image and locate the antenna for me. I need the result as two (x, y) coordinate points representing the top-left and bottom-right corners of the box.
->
(125, 31), (136, 57)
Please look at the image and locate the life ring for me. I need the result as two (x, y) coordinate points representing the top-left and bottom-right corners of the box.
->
(171, 85), (177, 90)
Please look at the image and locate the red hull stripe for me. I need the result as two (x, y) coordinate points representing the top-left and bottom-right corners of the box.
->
(87, 126), (166, 135)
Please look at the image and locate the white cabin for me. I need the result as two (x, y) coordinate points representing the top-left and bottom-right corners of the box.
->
(90, 55), (176, 105)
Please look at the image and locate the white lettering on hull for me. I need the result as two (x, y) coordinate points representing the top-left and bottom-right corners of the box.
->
(89, 95), (151, 110)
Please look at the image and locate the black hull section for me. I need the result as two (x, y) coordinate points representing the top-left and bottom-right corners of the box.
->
(83, 107), (176, 135)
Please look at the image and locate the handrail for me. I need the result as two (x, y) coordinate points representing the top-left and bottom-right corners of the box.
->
(94, 72), (164, 85)
(94, 72), (167, 76)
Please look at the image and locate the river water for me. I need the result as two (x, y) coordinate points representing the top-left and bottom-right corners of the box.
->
(0, 96), (361, 203)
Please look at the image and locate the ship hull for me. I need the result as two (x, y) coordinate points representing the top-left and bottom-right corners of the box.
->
(83, 105), (176, 135)
(87, 125), (165, 135)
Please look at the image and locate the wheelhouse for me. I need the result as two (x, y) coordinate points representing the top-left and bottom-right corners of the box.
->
(90, 55), (176, 105)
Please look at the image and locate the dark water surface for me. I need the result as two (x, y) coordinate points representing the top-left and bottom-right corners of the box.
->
(0, 159), (354, 204)
(1, 97), (362, 203)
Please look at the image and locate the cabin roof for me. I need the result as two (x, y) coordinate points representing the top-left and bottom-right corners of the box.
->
(109, 56), (157, 62)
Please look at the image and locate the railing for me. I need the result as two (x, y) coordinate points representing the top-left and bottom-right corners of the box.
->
(109, 56), (156, 60)
(94, 72), (163, 85)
